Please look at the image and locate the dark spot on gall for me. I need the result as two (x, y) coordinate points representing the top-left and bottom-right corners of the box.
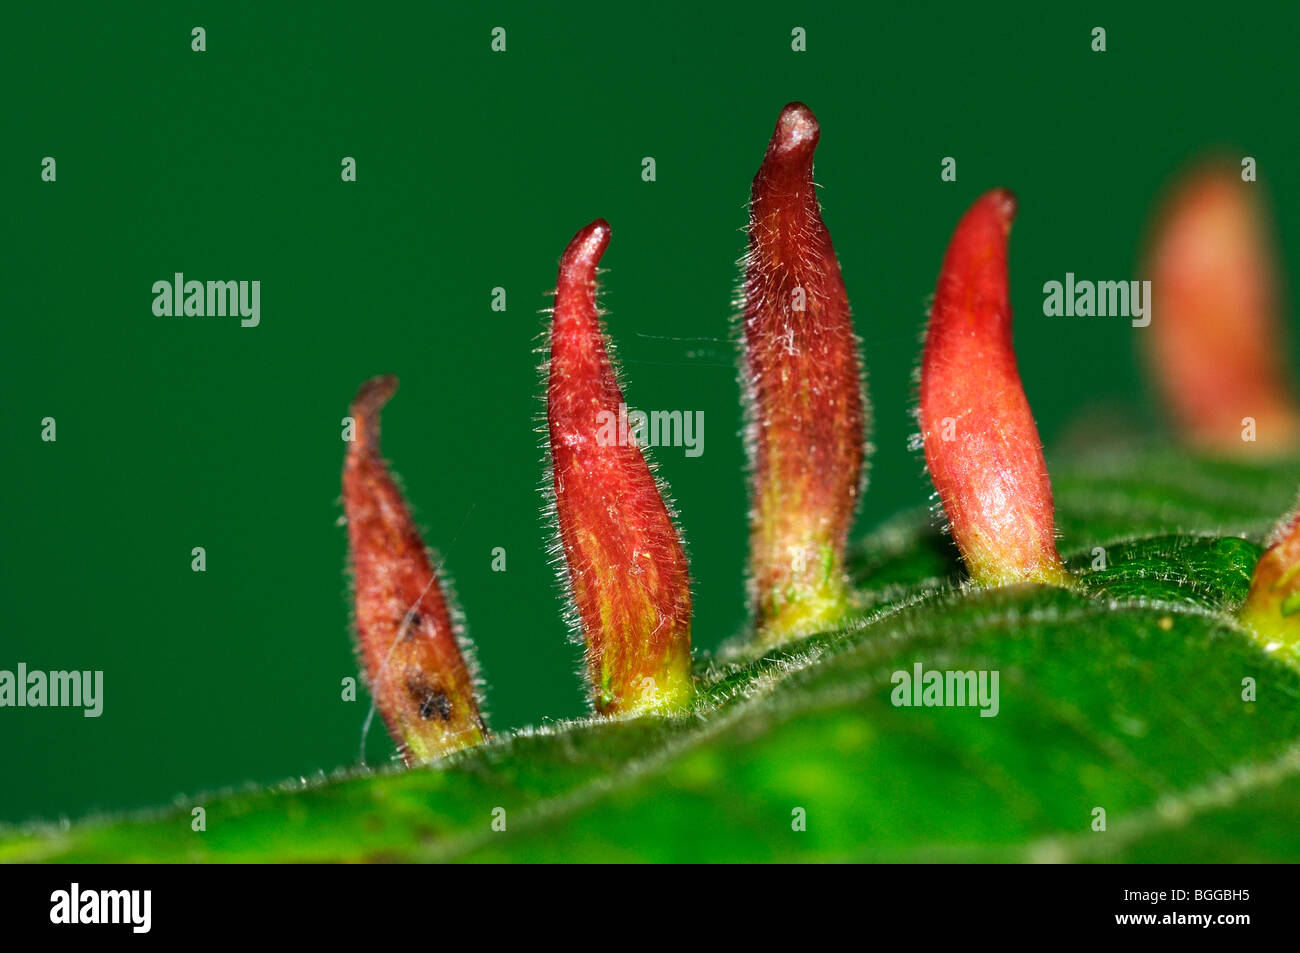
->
(420, 690), (452, 721)
(405, 672), (452, 722)
(400, 611), (422, 640)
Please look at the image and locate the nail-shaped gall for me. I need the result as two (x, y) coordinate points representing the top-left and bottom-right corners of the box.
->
(546, 220), (694, 715)
(1145, 163), (1300, 453)
(343, 375), (486, 763)
(741, 102), (867, 644)
(919, 189), (1069, 587)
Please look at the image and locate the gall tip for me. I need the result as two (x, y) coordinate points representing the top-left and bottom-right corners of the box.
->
(759, 102), (820, 176)
(351, 374), (398, 414)
(560, 219), (612, 274)
(349, 375), (399, 451)
(987, 187), (1019, 228)
(773, 102), (819, 151)
(982, 187), (1018, 230)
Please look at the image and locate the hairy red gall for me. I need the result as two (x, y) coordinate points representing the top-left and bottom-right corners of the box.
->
(1144, 163), (1300, 454)
(343, 375), (486, 763)
(919, 189), (1069, 587)
(741, 102), (868, 644)
(545, 220), (694, 715)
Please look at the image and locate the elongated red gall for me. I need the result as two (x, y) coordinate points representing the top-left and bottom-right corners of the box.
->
(546, 220), (694, 715)
(741, 102), (867, 643)
(1144, 163), (1300, 454)
(343, 376), (486, 763)
(919, 189), (1069, 587)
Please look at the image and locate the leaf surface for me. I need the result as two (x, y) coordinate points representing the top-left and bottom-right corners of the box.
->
(5, 447), (1299, 863)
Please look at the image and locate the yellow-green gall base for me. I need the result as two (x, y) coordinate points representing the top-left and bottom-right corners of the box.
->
(753, 547), (854, 648)
(596, 650), (695, 717)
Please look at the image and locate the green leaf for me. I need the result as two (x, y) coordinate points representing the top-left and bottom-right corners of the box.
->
(4, 445), (1300, 863)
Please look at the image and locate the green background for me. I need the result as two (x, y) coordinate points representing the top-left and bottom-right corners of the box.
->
(3, 2), (1298, 825)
